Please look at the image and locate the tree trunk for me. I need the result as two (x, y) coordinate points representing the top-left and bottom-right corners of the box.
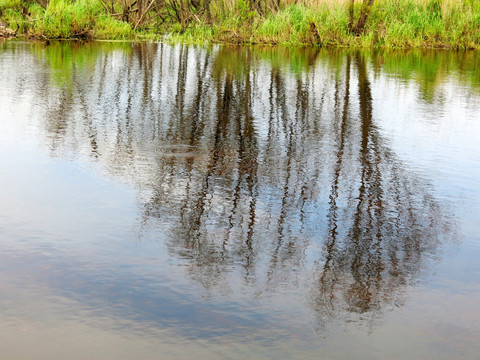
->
(353, 0), (375, 35)
(348, 0), (355, 33)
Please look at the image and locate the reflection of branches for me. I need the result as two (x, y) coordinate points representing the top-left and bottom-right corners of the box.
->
(318, 54), (352, 318)
(313, 52), (450, 323)
(24, 43), (457, 324)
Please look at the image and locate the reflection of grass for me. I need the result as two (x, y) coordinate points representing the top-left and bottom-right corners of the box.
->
(20, 39), (480, 99)
(30, 41), (132, 87)
(378, 49), (480, 97)
(208, 45), (480, 97)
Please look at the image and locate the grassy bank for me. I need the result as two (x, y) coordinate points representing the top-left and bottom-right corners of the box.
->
(0, 0), (133, 39)
(1, 0), (479, 48)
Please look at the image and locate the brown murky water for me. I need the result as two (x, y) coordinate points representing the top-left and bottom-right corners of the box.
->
(1, 41), (479, 359)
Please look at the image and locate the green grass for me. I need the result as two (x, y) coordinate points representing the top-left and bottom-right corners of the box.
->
(0, 0), (132, 39)
(165, 0), (480, 49)
(1, 0), (480, 48)
(94, 15), (133, 39)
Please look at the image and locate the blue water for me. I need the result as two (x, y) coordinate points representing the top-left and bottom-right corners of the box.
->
(0, 41), (479, 359)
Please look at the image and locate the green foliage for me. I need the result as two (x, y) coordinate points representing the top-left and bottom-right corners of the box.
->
(165, 23), (214, 44)
(0, 0), (24, 31)
(0, 0), (20, 9)
(0, 0), (132, 39)
(94, 15), (133, 39)
(236, 0), (256, 24)
(0, 0), (480, 48)
(33, 0), (102, 38)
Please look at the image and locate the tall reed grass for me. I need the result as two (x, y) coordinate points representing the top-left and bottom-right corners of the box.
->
(0, 0), (479, 48)
(0, 0), (133, 38)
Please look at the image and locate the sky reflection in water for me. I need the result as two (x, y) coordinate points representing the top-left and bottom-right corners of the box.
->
(0, 41), (479, 359)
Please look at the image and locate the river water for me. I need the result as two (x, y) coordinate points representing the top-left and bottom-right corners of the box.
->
(0, 41), (479, 359)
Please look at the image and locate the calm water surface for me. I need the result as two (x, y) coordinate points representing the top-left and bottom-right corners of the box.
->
(1, 41), (479, 359)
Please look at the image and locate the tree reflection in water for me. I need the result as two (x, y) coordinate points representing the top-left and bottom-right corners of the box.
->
(313, 52), (451, 323)
(29, 42), (457, 324)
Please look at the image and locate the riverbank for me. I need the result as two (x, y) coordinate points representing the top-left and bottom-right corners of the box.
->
(1, 0), (479, 48)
